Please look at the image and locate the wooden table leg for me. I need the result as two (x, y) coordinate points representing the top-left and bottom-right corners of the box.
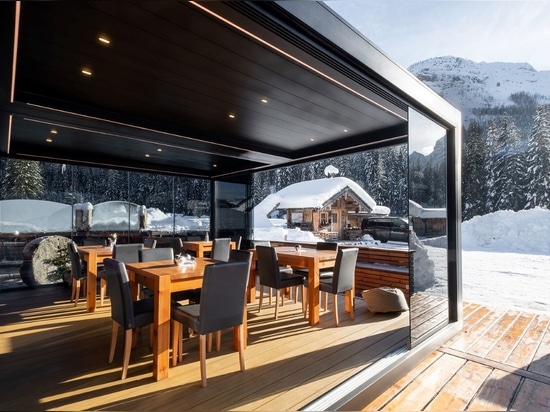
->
(85, 254), (97, 312)
(307, 258), (320, 325)
(152, 275), (171, 381)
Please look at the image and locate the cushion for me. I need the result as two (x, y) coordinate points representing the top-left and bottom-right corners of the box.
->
(362, 287), (409, 313)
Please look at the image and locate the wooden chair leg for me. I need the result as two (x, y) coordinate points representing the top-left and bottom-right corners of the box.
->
(70, 278), (76, 302)
(323, 292), (328, 311)
(171, 320), (180, 367)
(207, 333), (213, 352)
(74, 279), (80, 306)
(100, 278), (107, 307)
(237, 324), (245, 372)
(274, 290), (279, 320)
(258, 285), (263, 313)
(122, 329), (132, 379)
(109, 321), (118, 363)
(333, 294), (339, 327)
(200, 334), (207, 387)
(215, 330), (221, 351)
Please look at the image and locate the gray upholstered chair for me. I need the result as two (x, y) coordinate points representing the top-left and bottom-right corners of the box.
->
(169, 237), (184, 255)
(67, 241), (88, 306)
(112, 243), (144, 264)
(318, 248), (359, 326)
(170, 260), (250, 387)
(138, 247), (174, 262)
(212, 237), (231, 262)
(103, 258), (154, 380)
(143, 238), (157, 249)
(256, 245), (305, 319)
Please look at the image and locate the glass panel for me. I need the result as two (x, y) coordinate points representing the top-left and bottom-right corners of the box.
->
(214, 181), (249, 246)
(408, 108), (449, 348)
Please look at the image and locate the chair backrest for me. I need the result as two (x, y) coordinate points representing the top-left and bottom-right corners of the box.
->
(233, 235), (242, 250)
(197, 261), (250, 335)
(104, 258), (136, 330)
(316, 241), (338, 251)
(212, 238), (231, 262)
(255, 245), (284, 289)
(82, 238), (104, 246)
(169, 238), (184, 255)
(331, 248), (359, 294)
(252, 240), (271, 248)
(143, 238), (157, 249)
(67, 241), (85, 280)
(228, 250), (253, 286)
(112, 243), (144, 264)
(139, 247), (174, 262)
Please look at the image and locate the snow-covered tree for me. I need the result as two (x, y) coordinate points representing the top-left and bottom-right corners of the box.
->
(1, 159), (44, 199)
(525, 105), (550, 209)
(462, 120), (488, 219)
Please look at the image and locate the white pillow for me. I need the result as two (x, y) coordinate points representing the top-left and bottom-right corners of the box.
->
(362, 287), (409, 313)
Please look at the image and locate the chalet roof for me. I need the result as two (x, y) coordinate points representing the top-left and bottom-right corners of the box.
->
(253, 177), (392, 227)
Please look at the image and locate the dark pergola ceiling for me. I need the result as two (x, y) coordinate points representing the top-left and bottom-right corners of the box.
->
(1, 1), (410, 180)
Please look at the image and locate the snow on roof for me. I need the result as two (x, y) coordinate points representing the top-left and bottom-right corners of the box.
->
(253, 177), (381, 227)
(409, 199), (446, 219)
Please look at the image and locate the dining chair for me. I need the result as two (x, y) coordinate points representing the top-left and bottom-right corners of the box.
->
(255, 245), (305, 319)
(143, 238), (157, 249)
(170, 260), (250, 387)
(317, 248), (359, 326)
(296, 241), (339, 309)
(212, 237), (231, 262)
(138, 247), (174, 262)
(169, 237), (184, 255)
(112, 243), (144, 263)
(103, 258), (155, 380)
(67, 240), (90, 306)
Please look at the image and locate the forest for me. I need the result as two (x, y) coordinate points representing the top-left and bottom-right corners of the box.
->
(1, 93), (549, 222)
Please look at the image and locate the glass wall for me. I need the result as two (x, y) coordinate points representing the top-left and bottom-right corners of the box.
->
(0, 157), (210, 288)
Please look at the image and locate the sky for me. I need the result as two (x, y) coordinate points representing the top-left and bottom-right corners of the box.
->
(326, 1), (550, 72)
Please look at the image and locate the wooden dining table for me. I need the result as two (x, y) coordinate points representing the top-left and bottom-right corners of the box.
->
(181, 240), (236, 257)
(77, 245), (114, 312)
(250, 246), (343, 325)
(125, 258), (248, 381)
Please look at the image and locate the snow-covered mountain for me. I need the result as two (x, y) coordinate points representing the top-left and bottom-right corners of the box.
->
(408, 56), (550, 121)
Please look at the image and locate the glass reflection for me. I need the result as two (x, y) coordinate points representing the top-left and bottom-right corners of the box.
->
(408, 108), (449, 348)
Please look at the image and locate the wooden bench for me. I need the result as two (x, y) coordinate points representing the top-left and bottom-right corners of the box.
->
(341, 246), (412, 301)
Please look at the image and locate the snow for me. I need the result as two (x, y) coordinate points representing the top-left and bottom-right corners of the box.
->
(1, 199), (549, 314)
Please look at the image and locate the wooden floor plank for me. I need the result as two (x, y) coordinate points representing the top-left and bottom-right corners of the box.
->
(466, 369), (522, 411)
(528, 320), (550, 378)
(486, 311), (535, 364)
(507, 315), (549, 369)
(379, 353), (466, 411)
(424, 360), (492, 411)
(469, 310), (520, 358)
(510, 376), (550, 411)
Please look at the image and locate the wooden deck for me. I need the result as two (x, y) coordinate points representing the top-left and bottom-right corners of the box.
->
(0, 285), (408, 411)
(363, 301), (550, 411)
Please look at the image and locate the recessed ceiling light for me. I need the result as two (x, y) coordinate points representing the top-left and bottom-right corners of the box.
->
(81, 68), (92, 76)
(157, 148), (162, 152)
(145, 153), (150, 158)
(98, 36), (111, 45)
(50, 129), (57, 134)
(228, 113), (236, 119)
(344, 128), (349, 133)
(261, 98), (268, 104)
(213, 164), (218, 168)
(46, 138), (53, 143)
(310, 138), (315, 142)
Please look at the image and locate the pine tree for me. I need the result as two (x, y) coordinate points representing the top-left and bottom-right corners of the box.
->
(492, 114), (525, 211)
(1, 159), (44, 199)
(525, 105), (550, 209)
(462, 120), (488, 220)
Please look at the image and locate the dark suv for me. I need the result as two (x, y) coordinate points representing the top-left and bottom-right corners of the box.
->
(361, 216), (409, 243)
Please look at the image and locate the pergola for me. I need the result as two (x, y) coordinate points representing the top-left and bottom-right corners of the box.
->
(0, 1), (463, 408)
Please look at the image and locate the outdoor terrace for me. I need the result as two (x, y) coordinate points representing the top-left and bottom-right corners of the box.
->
(3, 283), (549, 411)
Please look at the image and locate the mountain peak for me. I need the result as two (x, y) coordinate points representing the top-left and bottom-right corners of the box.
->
(408, 56), (550, 120)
